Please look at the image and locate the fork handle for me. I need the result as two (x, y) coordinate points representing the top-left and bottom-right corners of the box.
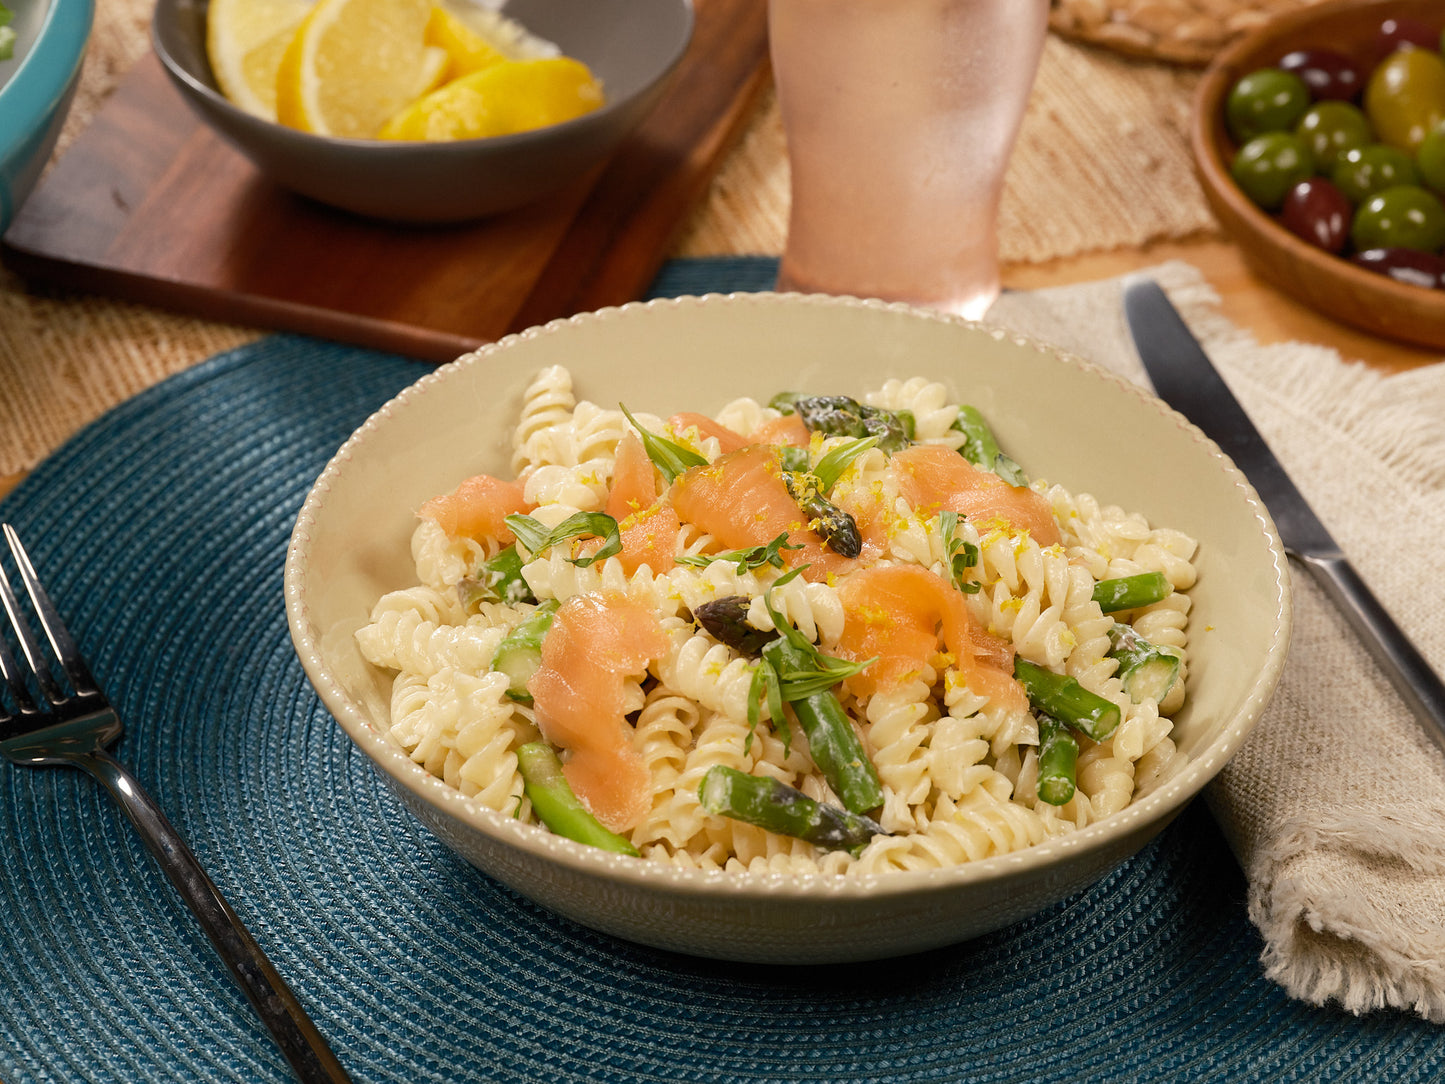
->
(76, 748), (353, 1084)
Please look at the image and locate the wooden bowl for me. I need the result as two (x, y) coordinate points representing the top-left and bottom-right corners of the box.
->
(1192, 0), (1445, 350)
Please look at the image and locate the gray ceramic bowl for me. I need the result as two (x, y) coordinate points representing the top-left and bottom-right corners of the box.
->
(151, 0), (693, 223)
(285, 292), (1293, 964)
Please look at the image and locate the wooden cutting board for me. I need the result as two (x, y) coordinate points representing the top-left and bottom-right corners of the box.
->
(1, 0), (770, 362)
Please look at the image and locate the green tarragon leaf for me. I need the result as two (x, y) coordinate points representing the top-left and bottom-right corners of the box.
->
(620, 403), (707, 483)
(459, 544), (537, 608)
(938, 511), (981, 595)
(749, 565), (874, 716)
(741, 557), (881, 754)
(812, 435), (880, 492)
(676, 532), (802, 574)
(505, 511), (621, 568)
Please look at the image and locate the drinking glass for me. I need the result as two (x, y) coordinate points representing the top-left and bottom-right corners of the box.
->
(769, 0), (1049, 320)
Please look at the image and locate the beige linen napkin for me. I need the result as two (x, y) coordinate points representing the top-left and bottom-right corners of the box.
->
(989, 260), (1445, 1023)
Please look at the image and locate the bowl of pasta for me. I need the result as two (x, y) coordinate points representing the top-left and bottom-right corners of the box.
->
(285, 292), (1292, 963)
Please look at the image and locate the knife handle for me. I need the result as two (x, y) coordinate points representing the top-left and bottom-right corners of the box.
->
(1300, 553), (1445, 755)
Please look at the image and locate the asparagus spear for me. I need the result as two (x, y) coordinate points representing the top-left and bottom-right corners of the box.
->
(1106, 622), (1181, 704)
(761, 637), (884, 814)
(694, 595), (778, 657)
(698, 766), (885, 857)
(952, 405), (1026, 486)
(1035, 713), (1078, 806)
(777, 445), (811, 474)
(1013, 657), (1121, 743)
(491, 600), (560, 704)
(1092, 571), (1173, 613)
(516, 742), (639, 856)
(772, 440), (876, 559)
(781, 469), (862, 558)
(769, 394), (914, 453)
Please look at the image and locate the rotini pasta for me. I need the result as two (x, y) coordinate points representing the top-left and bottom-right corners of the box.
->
(356, 368), (1199, 877)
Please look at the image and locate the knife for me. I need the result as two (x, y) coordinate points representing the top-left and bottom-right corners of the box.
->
(1122, 277), (1445, 755)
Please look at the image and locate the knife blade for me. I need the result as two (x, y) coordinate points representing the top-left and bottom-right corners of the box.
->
(1122, 277), (1445, 754)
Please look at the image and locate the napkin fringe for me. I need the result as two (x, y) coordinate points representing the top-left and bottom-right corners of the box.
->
(1250, 355), (1445, 495)
(1249, 814), (1445, 1023)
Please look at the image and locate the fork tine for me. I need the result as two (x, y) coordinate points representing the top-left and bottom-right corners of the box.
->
(2, 524), (99, 700)
(0, 624), (41, 719)
(0, 550), (62, 707)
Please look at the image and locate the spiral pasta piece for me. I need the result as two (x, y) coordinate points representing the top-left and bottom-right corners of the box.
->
(627, 691), (702, 851)
(411, 519), (493, 590)
(653, 621), (761, 727)
(1129, 591), (1191, 712)
(511, 364), (577, 473)
(860, 678), (936, 832)
(663, 708), (757, 851)
(865, 377), (966, 447)
(356, 589), (506, 676)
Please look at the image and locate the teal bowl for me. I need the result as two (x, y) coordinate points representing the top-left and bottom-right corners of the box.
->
(0, 0), (93, 232)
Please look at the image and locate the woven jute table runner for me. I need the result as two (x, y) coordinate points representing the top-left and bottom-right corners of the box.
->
(0, 0), (1220, 476)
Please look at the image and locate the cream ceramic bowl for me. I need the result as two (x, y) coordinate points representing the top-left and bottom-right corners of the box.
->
(285, 292), (1291, 963)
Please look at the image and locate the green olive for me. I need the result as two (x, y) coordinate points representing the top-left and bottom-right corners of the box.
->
(1351, 185), (1445, 253)
(1226, 68), (1312, 143)
(1295, 101), (1374, 172)
(1418, 123), (1445, 196)
(1330, 143), (1422, 204)
(1230, 132), (1316, 209)
(1364, 48), (1445, 153)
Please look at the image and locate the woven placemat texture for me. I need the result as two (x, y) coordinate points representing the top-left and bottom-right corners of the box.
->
(3, 322), (1443, 1084)
(0, 0), (1217, 478)
(1049, 0), (1332, 65)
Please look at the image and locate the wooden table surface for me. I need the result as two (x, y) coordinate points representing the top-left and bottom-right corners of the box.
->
(1003, 235), (1443, 377)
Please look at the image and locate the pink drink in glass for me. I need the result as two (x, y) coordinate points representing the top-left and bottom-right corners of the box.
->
(770, 0), (1048, 320)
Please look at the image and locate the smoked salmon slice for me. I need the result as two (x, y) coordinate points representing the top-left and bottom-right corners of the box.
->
(612, 503), (680, 576)
(835, 565), (1024, 710)
(748, 413), (811, 448)
(595, 432), (679, 575)
(669, 445), (876, 581)
(605, 432), (658, 522)
(890, 445), (1061, 547)
(527, 591), (669, 833)
(419, 473), (532, 545)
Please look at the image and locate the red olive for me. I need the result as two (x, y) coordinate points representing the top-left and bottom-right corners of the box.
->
(1374, 18), (1442, 61)
(1279, 178), (1353, 252)
(1350, 246), (1445, 289)
(1278, 48), (1364, 101)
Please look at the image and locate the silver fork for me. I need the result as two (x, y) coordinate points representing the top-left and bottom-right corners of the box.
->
(0, 524), (352, 1084)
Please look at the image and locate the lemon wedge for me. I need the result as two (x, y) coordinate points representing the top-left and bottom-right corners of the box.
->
(206, 0), (313, 120)
(426, 5), (509, 82)
(275, 0), (435, 138)
(378, 57), (604, 142)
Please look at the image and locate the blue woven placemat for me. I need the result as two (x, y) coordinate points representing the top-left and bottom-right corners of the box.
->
(2, 257), (1441, 1083)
